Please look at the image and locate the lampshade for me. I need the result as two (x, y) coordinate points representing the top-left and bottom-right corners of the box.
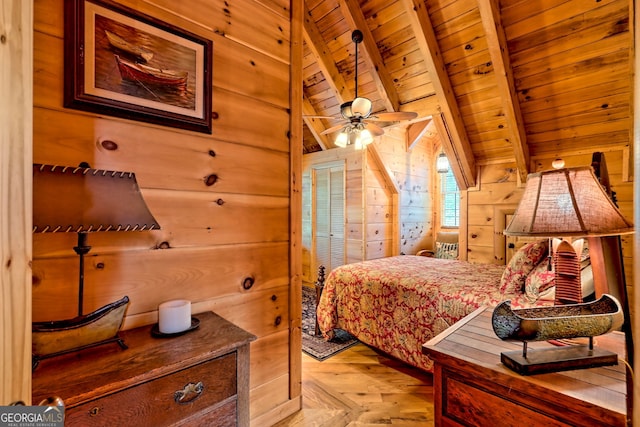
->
(33, 164), (160, 233)
(335, 130), (349, 148)
(354, 129), (373, 149)
(436, 152), (449, 173)
(340, 97), (372, 119)
(33, 163), (160, 317)
(504, 166), (633, 237)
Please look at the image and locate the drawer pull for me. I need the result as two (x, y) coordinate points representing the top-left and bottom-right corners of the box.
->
(174, 381), (204, 404)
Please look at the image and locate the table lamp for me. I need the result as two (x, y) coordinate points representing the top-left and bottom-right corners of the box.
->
(32, 163), (160, 367)
(497, 161), (634, 376)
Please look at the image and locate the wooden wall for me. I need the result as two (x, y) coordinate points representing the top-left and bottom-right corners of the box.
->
(302, 127), (431, 282)
(32, 0), (299, 424)
(0, 0), (33, 406)
(370, 128), (432, 257)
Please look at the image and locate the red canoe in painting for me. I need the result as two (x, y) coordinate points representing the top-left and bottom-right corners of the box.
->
(114, 54), (188, 88)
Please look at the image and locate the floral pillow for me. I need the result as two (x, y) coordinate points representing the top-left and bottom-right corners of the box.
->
(523, 260), (555, 303)
(499, 240), (548, 295)
(524, 239), (593, 303)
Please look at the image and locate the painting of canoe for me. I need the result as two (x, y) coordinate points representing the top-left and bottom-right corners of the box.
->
(105, 30), (153, 62)
(114, 54), (188, 88)
(492, 294), (623, 342)
(66, 0), (212, 133)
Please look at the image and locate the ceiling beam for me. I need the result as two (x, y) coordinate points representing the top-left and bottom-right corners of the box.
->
(399, 0), (476, 189)
(302, 96), (332, 150)
(477, 0), (530, 183)
(303, 4), (353, 105)
(337, 0), (400, 113)
(406, 120), (431, 151)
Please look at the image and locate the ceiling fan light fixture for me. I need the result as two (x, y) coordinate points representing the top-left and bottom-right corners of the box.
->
(351, 97), (372, 118)
(335, 129), (349, 148)
(356, 128), (374, 148)
(340, 97), (372, 119)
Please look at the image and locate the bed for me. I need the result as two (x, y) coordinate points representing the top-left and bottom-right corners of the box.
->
(316, 240), (593, 372)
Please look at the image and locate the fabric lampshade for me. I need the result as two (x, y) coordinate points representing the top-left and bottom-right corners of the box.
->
(33, 163), (160, 233)
(504, 166), (633, 237)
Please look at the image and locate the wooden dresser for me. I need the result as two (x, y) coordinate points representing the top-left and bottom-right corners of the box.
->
(423, 307), (627, 427)
(33, 311), (256, 426)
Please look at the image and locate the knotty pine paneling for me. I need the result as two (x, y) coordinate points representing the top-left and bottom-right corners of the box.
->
(34, 110), (290, 195)
(32, 0), (297, 423)
(246, 329), (290, 389)
(250, 374), (291, 425)
(367, 130), (432, 257)
(33, 242), (290, 321)
(33, 33), (291, 145)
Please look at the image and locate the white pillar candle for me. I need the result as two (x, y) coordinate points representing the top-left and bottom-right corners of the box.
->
(158, 300), (191, 334)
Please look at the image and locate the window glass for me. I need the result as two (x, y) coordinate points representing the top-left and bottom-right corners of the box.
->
(441, 168), (459, 227)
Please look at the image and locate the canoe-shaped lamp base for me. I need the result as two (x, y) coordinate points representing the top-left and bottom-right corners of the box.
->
(501, 344), (618, 375)
(32, 296), (130, 370)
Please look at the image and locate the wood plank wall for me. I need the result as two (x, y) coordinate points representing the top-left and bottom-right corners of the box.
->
(32, 0), (299, 424)
(369, 128), (432, 257)
(0, 0), (33, 406)
(302, 128), (431, 281)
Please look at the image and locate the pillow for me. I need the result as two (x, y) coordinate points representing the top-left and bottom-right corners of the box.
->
(523, 259), (555, 303)
(499, 240), (548, 295)
(435, 241), (458, 259)
(525, 255), (594, 303)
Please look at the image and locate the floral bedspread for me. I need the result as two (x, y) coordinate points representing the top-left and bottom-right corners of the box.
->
(316, 255), (545, 372)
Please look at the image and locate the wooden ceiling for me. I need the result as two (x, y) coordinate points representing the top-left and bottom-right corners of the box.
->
(301, 0), (632, 189)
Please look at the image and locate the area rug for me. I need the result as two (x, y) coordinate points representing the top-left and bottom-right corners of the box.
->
(302, 286), (358, 361)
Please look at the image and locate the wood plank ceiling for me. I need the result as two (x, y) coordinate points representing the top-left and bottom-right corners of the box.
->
(301, 0), (632, 189)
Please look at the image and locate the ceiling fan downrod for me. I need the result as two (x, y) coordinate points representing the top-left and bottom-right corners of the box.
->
(352, 30), (363, 99)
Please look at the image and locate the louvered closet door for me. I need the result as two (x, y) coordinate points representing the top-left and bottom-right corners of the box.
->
(314, 165), (345, 273)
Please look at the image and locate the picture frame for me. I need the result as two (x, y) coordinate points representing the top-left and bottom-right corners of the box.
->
(64, 0), (213, 134)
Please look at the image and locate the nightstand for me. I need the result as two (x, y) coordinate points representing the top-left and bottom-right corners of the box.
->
(33, 311), (256, 426)
(423, 307), (627, 426)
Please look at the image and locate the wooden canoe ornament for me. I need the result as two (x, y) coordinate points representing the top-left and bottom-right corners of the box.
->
(32, 296), (130, 369)
(491, 294), (623, 375)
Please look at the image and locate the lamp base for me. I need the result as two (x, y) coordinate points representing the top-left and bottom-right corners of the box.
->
(32, 296), (130, 370)
(501, 345), (618, 375)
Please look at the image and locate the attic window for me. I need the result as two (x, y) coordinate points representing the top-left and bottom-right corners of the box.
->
(440, 168), (459, 228)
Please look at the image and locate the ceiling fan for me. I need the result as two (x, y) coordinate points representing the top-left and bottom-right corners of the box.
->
(308, 30), (418, 148)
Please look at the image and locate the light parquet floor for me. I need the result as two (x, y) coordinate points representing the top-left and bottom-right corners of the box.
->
(274, 343), (435, 427)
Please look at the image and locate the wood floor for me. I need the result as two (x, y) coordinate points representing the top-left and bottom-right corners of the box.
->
(274, 343), (435, 426)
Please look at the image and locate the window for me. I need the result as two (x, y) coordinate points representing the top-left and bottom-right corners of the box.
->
(440, 168), (459, 227)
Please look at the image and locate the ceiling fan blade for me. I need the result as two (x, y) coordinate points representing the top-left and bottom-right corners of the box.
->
(365, 122), (385, 136)
(368, 111), (418, 121)
(320, 122), (348, 135)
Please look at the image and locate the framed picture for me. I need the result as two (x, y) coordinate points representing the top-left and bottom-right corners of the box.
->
(64, 0), (213, 134)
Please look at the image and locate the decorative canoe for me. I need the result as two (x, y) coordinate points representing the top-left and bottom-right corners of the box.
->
(105, 30), (153, 62)
(32, 296), (129, 358)
(492, 294), (623, 342)
(114, 54), (188, 87)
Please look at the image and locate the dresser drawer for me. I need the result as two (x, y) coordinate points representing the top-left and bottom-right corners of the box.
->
(65, 352), (238, 426)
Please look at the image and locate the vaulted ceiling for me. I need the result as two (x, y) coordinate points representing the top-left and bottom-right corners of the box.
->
(301, 0), (632, 189)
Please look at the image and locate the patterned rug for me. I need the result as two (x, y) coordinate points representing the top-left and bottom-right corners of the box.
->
(302, 286), (358, 361)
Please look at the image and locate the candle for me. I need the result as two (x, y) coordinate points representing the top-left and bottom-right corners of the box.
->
(158, 300), (191, 334)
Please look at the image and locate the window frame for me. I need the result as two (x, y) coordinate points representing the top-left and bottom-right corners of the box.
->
(439, 163), (460, 229)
